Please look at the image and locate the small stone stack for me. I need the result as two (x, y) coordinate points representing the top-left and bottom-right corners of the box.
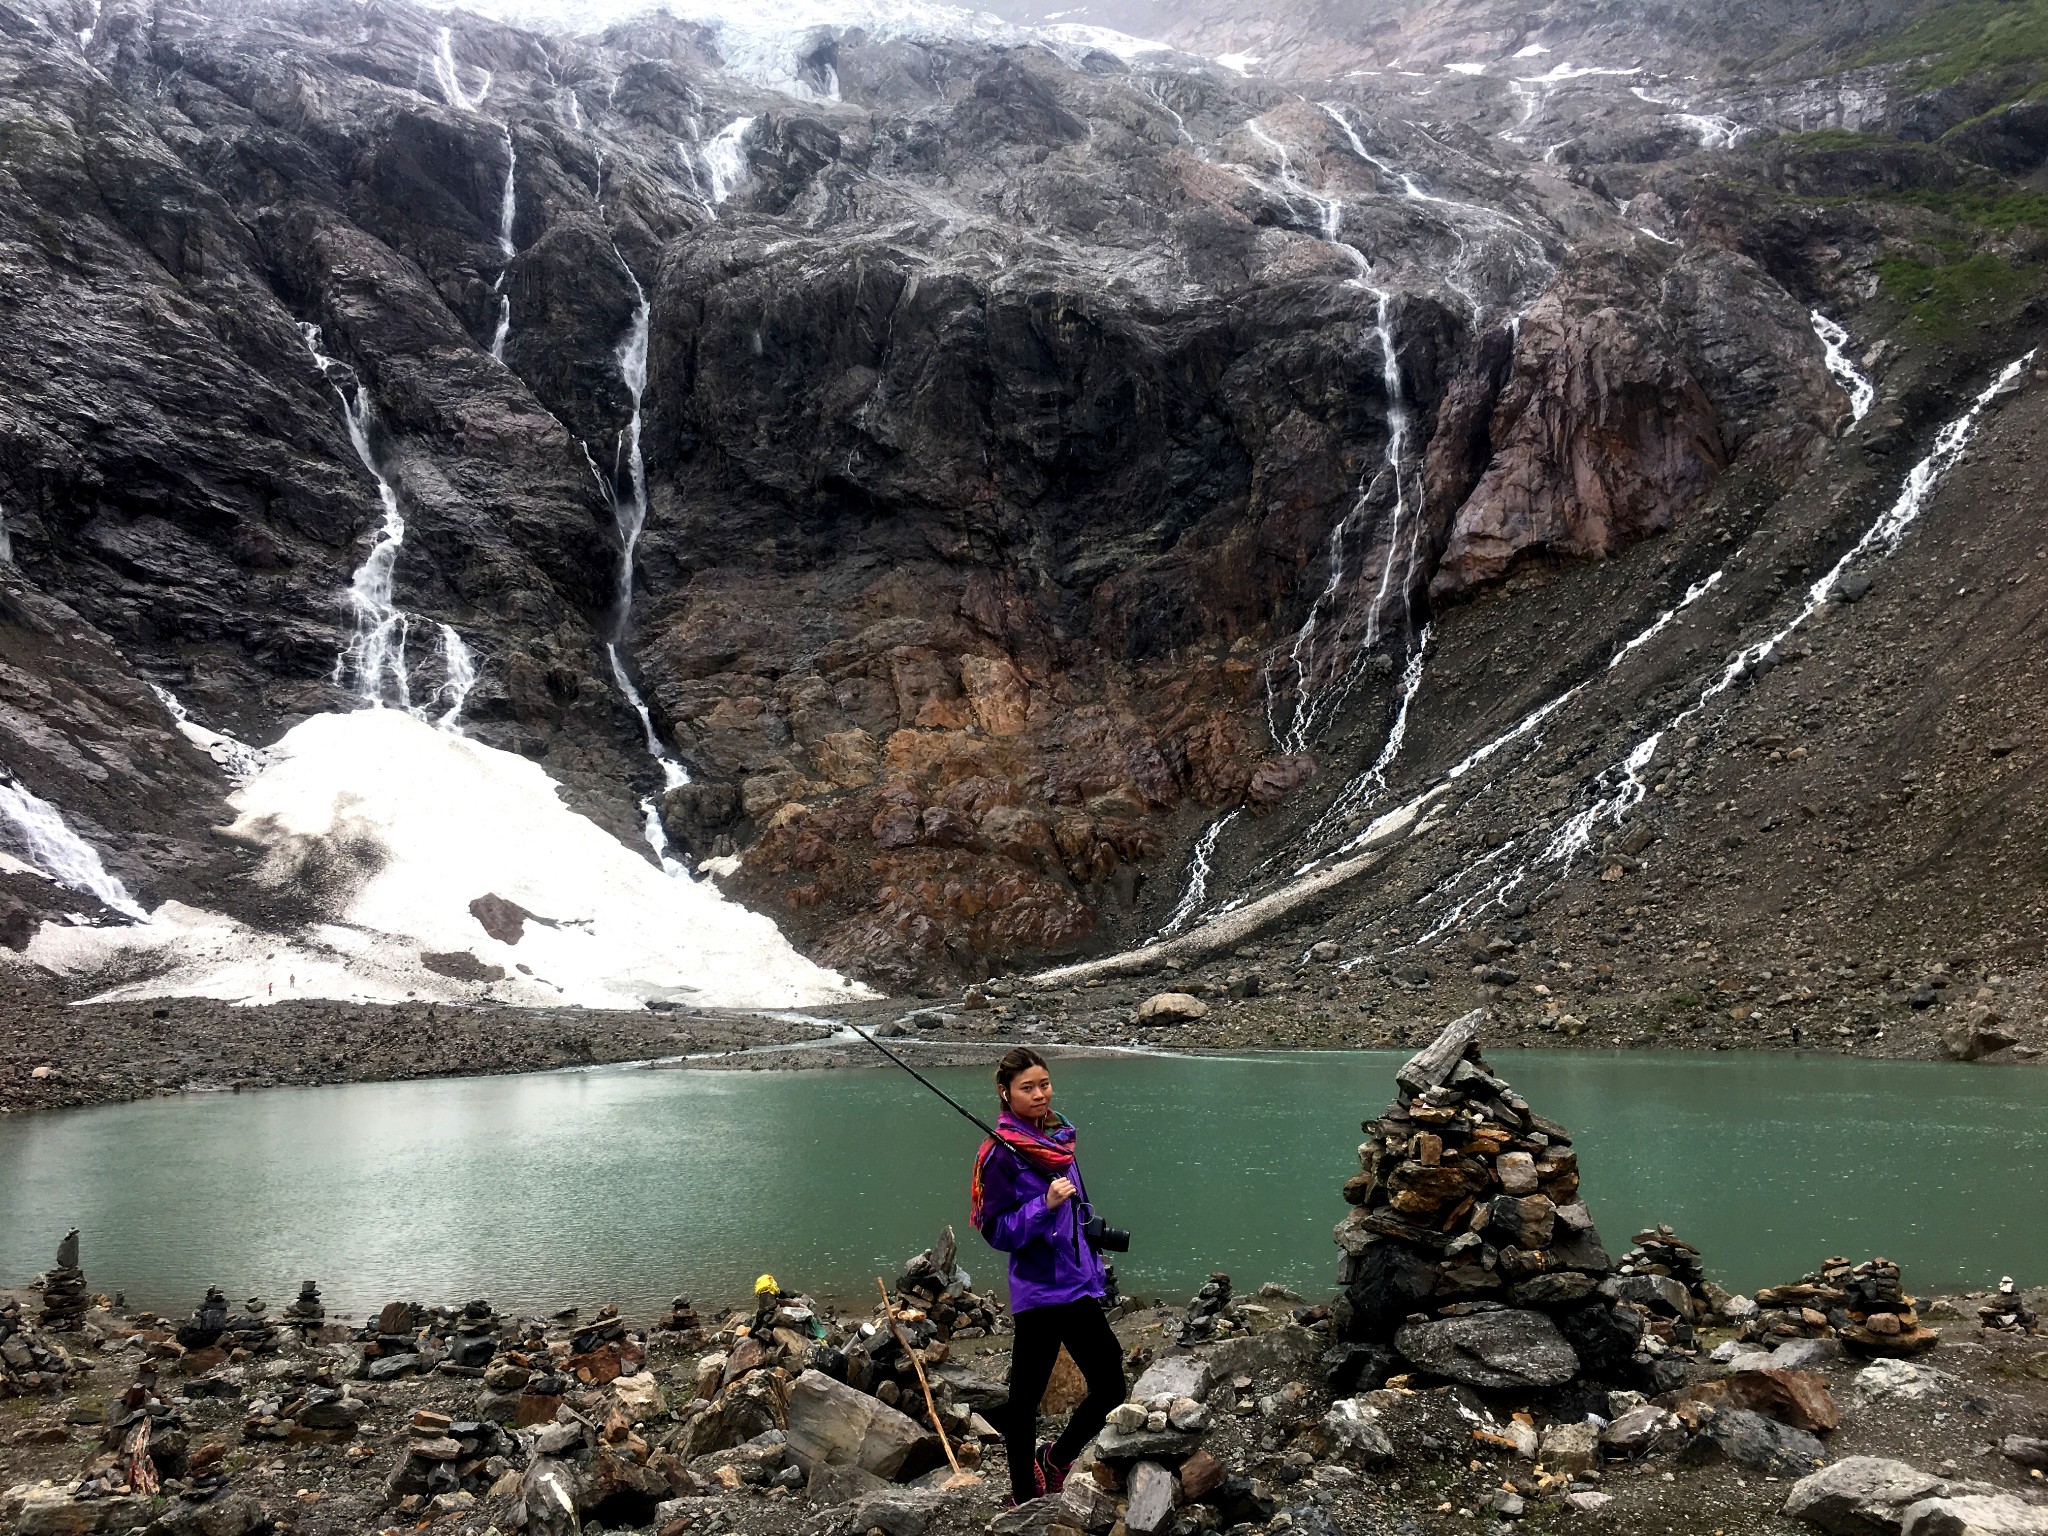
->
(383, 1406), (515, 1517)
(447, 1298), (500, 1368)
(657, 1295), (702, 1334)
(1980, 1277), (2039, 1334)
(1180, 1273), (1232, 1342)
(283, 1280), (325, 1335)
(1746, 1258), (1938, 1356)
(39, 1229), (89, 1330)
(894, 1225), (1005, 1341)
(176, 1287), (230, 1350)
(1334, 1011), (1650, 1390)
(1, 1293), (79, 1396)
(221, 1297), (280, 1354)
(1075, 1354), (1274, 1536)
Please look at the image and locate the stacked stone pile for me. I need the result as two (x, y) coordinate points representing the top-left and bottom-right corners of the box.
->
(39, 1228), (89, 1330)
(1332, 1011), (1656, 1390)
(354, 1297), (509, 1384)
(384, 1406), (521, 1518)
(1, 1290), (83, 1396)
(894, 1225), (1005, 1342)
(1040, 1351), (1280, 1536)
(1744, 1258), (1939, 1356)
(283, 1279), (326, 1335)
(1980, 1277), (2040, 1334)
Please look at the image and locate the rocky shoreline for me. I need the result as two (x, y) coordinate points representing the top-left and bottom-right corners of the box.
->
(5, 944), (2040, 1116)
(3, 1021), (2044, 1536)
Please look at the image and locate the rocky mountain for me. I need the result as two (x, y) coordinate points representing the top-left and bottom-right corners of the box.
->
(2, 0), (2046, 1004)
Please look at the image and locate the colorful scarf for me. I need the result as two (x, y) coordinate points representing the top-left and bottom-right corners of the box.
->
(969, 1109), (1076, 1229)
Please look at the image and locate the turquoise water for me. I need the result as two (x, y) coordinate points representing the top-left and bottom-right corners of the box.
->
(0, 1051), (2041, 1320)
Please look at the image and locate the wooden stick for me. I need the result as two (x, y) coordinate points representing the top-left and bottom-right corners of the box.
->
(878, 1277), (970, 1479)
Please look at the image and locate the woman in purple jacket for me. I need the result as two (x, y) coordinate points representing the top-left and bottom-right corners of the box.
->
(971, 1047), (1126, 1506)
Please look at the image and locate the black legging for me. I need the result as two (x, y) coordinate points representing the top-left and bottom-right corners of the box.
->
(1004, 1299), (1126, 1503)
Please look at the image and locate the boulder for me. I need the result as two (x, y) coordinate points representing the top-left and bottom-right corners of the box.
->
(1134, 993), (1209, 1025)
(1785, 1465), (1967, 1536)
(1610, 1273), (1691, 1317)
(1600, 1403), (1683, 1458)
(2002, 1439), (2048, 1472)
(1683, 1407), (1826, 1478)
(679, 1369), (790, 1458)
(1938, 1020), (2018, 1061)
(1730, 1367), (1839, 1432)
(1395, 1309), (1579, 1390)
(1855, 1360), (1944, 1402)
(785, 1369), (938, 1480)
(850, 1487), (953, 1536)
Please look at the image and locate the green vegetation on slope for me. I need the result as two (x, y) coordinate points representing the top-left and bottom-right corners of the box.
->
(1857, 0), (2048, 87)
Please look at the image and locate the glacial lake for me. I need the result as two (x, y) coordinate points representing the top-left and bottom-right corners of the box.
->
(1, 1050), (2042, 1321)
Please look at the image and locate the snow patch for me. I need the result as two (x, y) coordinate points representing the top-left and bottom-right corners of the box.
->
(27, 710), (866, 1010)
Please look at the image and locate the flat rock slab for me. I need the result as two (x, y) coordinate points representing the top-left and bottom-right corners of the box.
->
(1125, 1461), (1177, 1536)
(1395, 1309), (1579, 1389)
(785, 1368), (936, 1480)
(1131, 1352), (1212, 1403)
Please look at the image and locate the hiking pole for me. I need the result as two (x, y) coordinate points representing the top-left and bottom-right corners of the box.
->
(877, 1277), (977, 1486)
(842, 1021), (1004, 1141)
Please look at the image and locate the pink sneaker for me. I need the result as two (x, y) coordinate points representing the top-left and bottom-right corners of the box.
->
(1036, 1445), (1072, 1496)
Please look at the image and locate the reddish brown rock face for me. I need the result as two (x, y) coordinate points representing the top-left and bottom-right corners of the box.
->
(672, 566), (1276, 987)
(1430, 283), (1726, 596)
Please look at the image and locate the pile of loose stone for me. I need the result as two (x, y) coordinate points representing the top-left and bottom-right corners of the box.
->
(1331, 1010), (1667, 1392)
(893, 1224), (1005, 1342)
(1, 1291), (83, 1397)
(1744, 1257), (1940, 1356)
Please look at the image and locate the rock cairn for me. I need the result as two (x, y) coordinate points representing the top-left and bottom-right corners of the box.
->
(1744, 1257), (1938, 1356)
(39, 1228), (89, 1330)
(1, 1291), (81, 1396)
(894, 1224), (1004, 1341)
(1051, 1351), (1280, 1536)
(355, 1297), (506, 1384)
(283, 1279), (326, 1335)
(1180, 1273), (1232, 1342)
(1332, 1011), (1657, 1391)
(658, 1295), (703, 1335)
(1980, 1276), (2040, 1334)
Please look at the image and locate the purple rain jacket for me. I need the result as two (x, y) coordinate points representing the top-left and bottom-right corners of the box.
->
(973, 1140), (1108, 1313)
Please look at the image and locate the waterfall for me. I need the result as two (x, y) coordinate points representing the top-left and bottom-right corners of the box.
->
(1811, 310), (1876, 423)
(300, 332), (478, 728)
(1606, 571), (1725, 671)
(0, 504), (12, 566)
(1156, 811), (1238, 938)
(700, 116), (756, 207)
(0, 771), (146, 920)
(1270, 285), (1417, 755)
(1407, 344), (2034, 942)
(489, 131), (517, 362)
(434, 625), (478, 731)
(431, 27), (488, 112)
(148, 684), (267, 780)
(601, 248), (694, 875)
(1318, 102), (1552, 323)
(302, 324), (414, 711)
(76, 0), (100, 48)
(1300, 623), (1433, 855)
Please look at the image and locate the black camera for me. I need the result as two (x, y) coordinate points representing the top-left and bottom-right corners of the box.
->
(1082, 1211), (1131, 1253)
